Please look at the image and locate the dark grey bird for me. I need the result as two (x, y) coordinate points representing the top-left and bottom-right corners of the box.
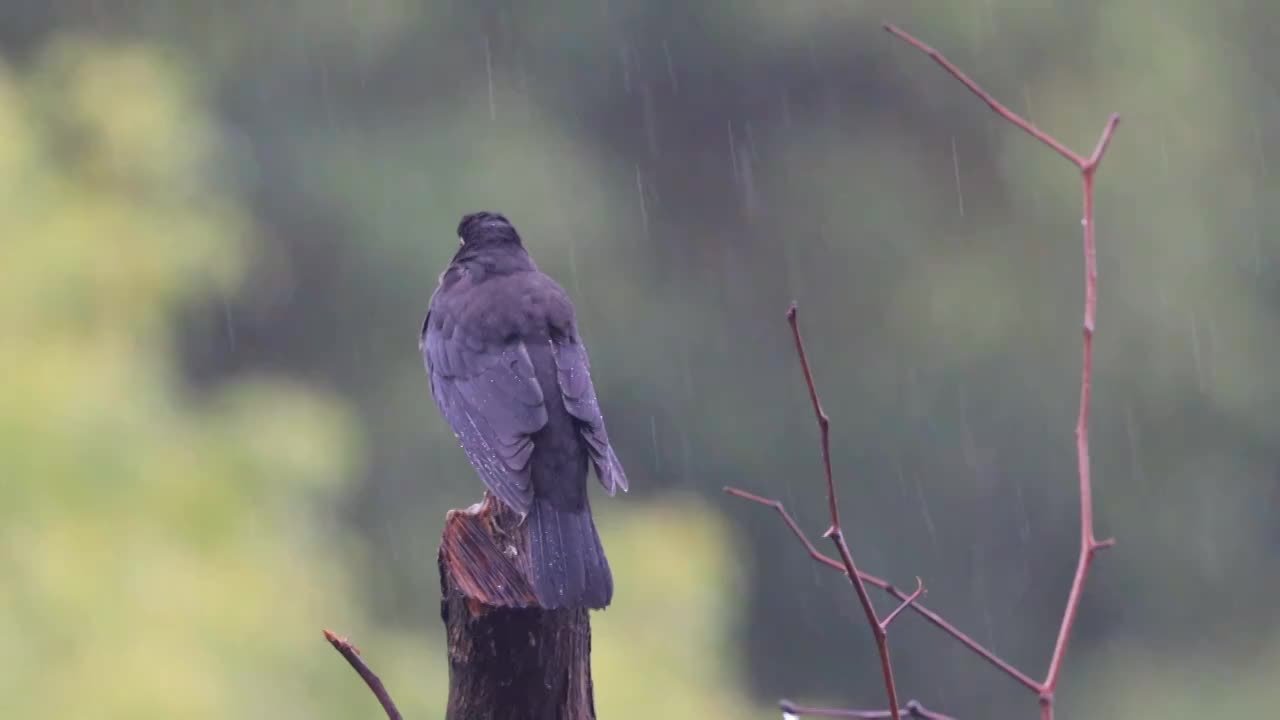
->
(420, 211), (628, 609)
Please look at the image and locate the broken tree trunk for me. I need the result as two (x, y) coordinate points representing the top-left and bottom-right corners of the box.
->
(438, 495), (597, 720)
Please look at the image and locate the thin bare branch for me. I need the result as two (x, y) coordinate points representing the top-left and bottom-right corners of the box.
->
(883, 22), (1121, 720)
(323, 629), (403, 720)
(882, 23), (1084, 168)
(729, 24), (1120, 720)
(1040, 111), (1119, 720)
(723, 487), (846, 571)
(787, 303), (838, 528)
(781, 698), (957, 720)
(787, 304), (903, 720)
(880, 578), (925, 631)
(1085, 114), (1122, 170)
(722, 486), (1041, 692)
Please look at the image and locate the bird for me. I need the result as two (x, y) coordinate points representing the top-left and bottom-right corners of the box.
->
(420, 211), (628, 610)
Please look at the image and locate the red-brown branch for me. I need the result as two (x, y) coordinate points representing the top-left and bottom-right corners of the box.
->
(880, 578), (925, 631)
(1039, 113), (1120, 719)
(883, 23), (1118, 720)
(786, 303), (904, 720)
(723, 486), (1040, 692)
(881, 23), (1084, 168)
(323, 629), (403, 720)
(728, 22), (1121, 720)
(781, 698), (957, 720)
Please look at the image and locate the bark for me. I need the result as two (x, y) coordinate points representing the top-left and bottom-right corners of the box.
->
(439, 495), (596, 720)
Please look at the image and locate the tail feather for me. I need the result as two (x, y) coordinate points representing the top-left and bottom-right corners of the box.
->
(527, 496), (612, 609)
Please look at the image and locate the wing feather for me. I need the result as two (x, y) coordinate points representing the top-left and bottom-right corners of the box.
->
(552, 337), (628, 495)
(423, 315), (547, 514)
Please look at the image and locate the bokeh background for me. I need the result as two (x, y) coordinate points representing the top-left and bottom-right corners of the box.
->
(3, 1), (1278, 718)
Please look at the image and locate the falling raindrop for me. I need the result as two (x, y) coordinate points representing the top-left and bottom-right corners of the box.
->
(1124, 402), (1147, 491)
(662, 40), (678, 93)
(619, 42), (632, 96)
(484, 36), (496, 121)
(635, 166), (650, 240)
(1252, 221), (1265, 277)
(1189, 310), (1205, 393)
(738, 146), (758, 217)
(728, 121), (739, 181)
(649, 416), (661, 474)
(1013, 467), (1030, 543)
(222, 299), (236, 351)
(680, 350), (694, 484)
(913, 467), (939, 556)
(567, 231), (580, 296)
(318, 61), (336, 130)
(641, 84), (658, 155)
(1158, 120), (1171, 177)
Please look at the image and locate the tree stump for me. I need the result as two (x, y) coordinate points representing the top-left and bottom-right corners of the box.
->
(438, 494), (596, 720)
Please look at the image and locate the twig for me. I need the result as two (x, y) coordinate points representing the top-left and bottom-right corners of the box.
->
(885, 21), (1120, 719)
(880, 578), (925, 631)
(728, 22), (1122, 720)
(781, 698), (957, 720)
(881, 24), (1084, 168)
(786, 303), (905, 720)
(323, 629), (403, 720)
(882, 22), (1120, 720)
(1039, 111), (1121, 719)
(723, 486), (1040, 691)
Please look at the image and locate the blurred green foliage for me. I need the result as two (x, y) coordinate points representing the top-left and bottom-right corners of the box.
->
(0, 37), (437, 718)
(594, 495), (755, 717)
(0, 32), (759, 719)
(3, 1), (1280, 717)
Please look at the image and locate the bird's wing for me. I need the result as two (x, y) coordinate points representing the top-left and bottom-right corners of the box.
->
(552, 335), (628, 495)
(423, 312), (548, 515)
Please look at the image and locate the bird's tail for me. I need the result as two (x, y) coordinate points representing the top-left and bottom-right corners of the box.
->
(526, 496), (613, 610)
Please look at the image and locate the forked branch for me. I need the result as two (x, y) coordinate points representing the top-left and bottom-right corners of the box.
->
(722, 486), (1039, 693)
(781, 698), (957, 720)
(785, 302), (899, 715)
(323, 629), (403, 720)
(880, 578), (925, 631)
(728, 22), (1120, 720)
(880, 23), (1119, 719)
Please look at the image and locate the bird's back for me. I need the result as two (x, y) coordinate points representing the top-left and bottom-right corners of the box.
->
(429, 265), (590, 496)
(423, 240), (615, 608)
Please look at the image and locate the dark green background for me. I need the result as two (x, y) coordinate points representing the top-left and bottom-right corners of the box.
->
(3, 1), (1277, 717)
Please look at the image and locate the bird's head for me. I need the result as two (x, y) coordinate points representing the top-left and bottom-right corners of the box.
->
(456, 211), (522, 249)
